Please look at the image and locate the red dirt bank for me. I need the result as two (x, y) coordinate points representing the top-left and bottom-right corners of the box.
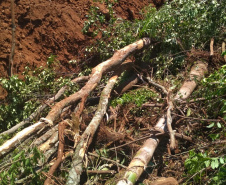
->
(0, 0), (163, 97)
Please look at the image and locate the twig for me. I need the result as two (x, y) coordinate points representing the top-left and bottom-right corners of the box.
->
(86, 170), (116, 174)
(108, 133), (164, 151)
(210, 38), (214, 56)
(222, 42), (226, 62)
(9, 0), (16, 76)
(145, 76), (168, 96)
(44, 121), (66, 185)
(172, 113), (221, 122)
(88, 152), (127, 169)
(166, 98), (176, 150)
(142, 103), (164, 107)
(180, 95), (226, 104)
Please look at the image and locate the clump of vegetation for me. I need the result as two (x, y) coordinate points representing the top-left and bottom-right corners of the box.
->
(111, 88), (157, 107)
(0, 147), (44, 184)
(0, 55), (78, 131)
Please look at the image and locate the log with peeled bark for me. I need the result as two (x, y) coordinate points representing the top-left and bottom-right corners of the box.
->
(174, 61), (208, 100)
(0, 38), (151, 158)
(116, 61), (208, 185)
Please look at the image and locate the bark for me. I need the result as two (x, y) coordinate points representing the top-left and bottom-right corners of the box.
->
(66, 75), (119, 185)
(117, 61), (208, 185)
(0, 38), (150, 158)
(46, 38), (151, 123)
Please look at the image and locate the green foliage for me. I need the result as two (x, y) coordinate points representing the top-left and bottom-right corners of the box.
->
(0, 55), (77, 132)
(200, 65), (226, 119)
(86, 0), (225, 74)
(185, 150), (226, 184)
(82, 0), (117, 36)
(111, 88), (157, 107)
(0, 147), (44, 184)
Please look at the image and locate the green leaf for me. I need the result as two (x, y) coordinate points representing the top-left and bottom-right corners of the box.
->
(13, 151), (23, 161)
(219, 157), (224, 164)
(217, 122), (222, 128)
(207, 122), (215, 128)
(187, 108), (192, 117)
(211, 159), (219, 169)
(221, 51), (226, 56)
(204, 160), (210, 167)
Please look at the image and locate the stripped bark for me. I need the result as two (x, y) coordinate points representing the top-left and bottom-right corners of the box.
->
(0, 38), (151, 158)
(174, 61), (208, 100)
(0, 76), (89, 138)
(33, 125), (58, 146)
(116, 118), (166, 185)
(116, 61), (208, 185)
(66, 75), (119, 185)
(38, 130), (58, 152)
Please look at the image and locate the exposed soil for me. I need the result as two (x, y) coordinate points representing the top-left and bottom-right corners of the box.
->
(0, 0), (162, 78)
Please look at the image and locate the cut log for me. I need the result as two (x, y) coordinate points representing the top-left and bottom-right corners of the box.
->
(174, 61), (208, 100)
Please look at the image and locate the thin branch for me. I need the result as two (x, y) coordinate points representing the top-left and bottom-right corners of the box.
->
(222, 42), (226, 62)
(88, 152), (127, 169)
(166, 98), (176, 150)
(9, 0), (16, 76)
(172, 113), (221, 122)
(44, 121), (66, 185)
(210, 38), (214, 56)
(145, 76), (168, 96)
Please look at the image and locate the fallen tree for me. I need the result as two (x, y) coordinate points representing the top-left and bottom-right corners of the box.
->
(0, 38), (151, 158)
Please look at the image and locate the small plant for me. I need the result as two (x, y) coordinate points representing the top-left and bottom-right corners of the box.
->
(185, 150), (226, 184)
(111, 88), (157, 107)
(0, 147), (45, 184)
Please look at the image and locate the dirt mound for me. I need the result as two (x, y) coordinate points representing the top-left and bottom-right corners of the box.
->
(0, 0), (159, 78)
